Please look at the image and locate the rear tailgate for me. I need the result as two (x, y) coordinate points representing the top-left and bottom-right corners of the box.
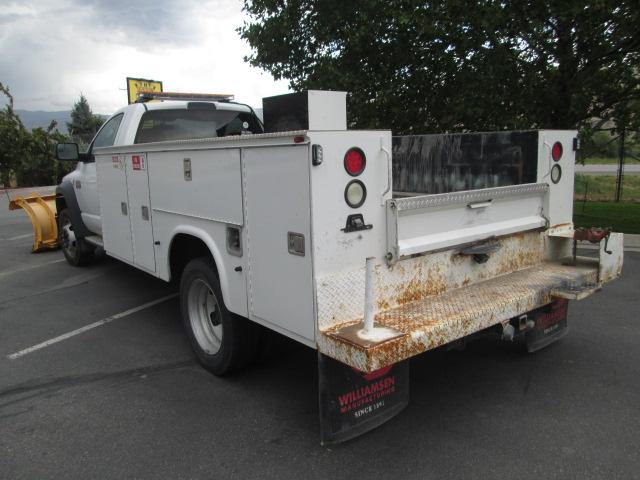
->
(386, 183), (548, 263)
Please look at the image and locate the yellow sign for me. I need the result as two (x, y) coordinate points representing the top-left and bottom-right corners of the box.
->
(126, 77), (163, 104)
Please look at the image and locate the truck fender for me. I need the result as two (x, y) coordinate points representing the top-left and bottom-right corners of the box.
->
(55, 181), (91, 238)
(166, 225), (233, 309)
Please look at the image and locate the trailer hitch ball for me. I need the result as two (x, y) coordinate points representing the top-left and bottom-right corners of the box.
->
(518, 314), (534, 331)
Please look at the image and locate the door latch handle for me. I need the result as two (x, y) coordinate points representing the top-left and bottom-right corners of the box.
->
(467, 200), (492, 209)
(121, 202), (128, 215)
(287, 232), (305, 256)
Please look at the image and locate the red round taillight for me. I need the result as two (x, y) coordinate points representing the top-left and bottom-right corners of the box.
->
(344, 148), (366, 176)
(551, 142), (563, 162)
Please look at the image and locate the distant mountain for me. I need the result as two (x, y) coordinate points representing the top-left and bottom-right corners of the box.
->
(14, 110), (72, 133)
(14, 110), (108, 134)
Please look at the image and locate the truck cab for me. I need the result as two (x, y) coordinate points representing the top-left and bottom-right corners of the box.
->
(56, 94), (263, 264)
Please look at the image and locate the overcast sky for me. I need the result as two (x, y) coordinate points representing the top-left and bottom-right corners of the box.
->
(0, 0), (290, 113)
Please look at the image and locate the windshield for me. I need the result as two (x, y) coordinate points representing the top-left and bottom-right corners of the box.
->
(134, 107), (263, 144)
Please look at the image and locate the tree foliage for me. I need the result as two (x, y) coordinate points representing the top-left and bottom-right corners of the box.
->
(67, 94), (103, 146)
(239, 0), (640, 134)
(0, 82), (70, 187)
(0, 83), (27, 186)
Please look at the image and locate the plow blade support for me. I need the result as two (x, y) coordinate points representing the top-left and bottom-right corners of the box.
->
(8, 193), (59, 252)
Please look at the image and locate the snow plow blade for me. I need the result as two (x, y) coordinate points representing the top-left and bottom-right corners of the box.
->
(8, 193), (59, 252)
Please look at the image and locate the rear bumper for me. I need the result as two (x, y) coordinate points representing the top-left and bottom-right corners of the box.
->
(318, 234), (623, 372)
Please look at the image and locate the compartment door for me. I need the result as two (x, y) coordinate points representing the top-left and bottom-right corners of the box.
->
(242, 145), (314, 343)
(125, 153), (156, 273)
(96, 155), (133, 263)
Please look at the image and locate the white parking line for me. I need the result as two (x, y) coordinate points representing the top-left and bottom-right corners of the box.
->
(7, 293), (178, 360)
(2, 233), (33, 241)
(0, 259), (67, 278)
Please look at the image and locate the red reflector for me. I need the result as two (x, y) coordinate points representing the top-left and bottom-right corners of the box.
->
(344, 148), (366, 176)
(293, 135), (305, 143)
(552, 142), (563, 161)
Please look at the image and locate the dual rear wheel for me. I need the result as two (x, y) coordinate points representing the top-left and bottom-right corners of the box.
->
(180, 257), (259, 375)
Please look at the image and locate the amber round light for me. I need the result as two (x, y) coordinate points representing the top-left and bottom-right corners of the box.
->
(344, 148), (366, 176)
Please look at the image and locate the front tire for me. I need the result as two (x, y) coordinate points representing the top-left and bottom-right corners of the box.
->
(58, 209), (94, 266)
(180, 257), (257, 375)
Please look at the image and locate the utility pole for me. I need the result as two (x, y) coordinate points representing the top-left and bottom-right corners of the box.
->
(615, 125), (625, 203)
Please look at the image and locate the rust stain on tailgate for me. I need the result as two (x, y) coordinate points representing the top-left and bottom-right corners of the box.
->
(319, 259), (600, 372)
(316, 231), (546, 331)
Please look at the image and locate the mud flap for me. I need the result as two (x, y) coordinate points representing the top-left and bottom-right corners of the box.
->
(318, 353), (409, 445)
(526, 299), (569, 353)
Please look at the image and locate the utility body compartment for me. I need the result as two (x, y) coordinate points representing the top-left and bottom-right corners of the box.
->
(94, 126), (623, 373)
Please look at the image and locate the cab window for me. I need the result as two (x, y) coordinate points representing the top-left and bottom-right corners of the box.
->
(93, 113), (124, 149)
(134, 108), (262, 144)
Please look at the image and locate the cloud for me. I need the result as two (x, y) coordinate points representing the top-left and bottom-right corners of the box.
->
(0, 0), (289, 113)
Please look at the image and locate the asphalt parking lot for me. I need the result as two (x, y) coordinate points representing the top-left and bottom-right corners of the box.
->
(1, 190), (639, 480)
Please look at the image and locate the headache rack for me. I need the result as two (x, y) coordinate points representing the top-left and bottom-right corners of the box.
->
(136, 91), (235, 103)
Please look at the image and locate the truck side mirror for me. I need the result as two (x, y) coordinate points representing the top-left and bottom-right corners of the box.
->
(56, 143), (79, 161)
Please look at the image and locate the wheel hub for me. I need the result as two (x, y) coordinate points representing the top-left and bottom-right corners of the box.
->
(61, 218), (77, 256)
(187, 278), (223, 354)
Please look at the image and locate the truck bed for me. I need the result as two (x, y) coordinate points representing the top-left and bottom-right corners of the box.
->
(319, 256), (601, 372)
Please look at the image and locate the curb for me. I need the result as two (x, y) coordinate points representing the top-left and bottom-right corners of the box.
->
(624, 233), (640, 249)
(0, 185), (56, 193)
(1, 186), (56, 200)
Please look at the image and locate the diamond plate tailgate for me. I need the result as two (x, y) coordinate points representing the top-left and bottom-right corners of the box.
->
(318, 258), (600, 372)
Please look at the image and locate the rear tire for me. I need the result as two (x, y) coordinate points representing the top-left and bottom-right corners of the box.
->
(180, 256), (258, 375)
(58, 209), (94, 266)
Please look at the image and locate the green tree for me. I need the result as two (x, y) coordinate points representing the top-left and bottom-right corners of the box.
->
(239, 0), (640, 134)
(67, 94), (103, 146)
(15, 121), (68, 186)
(0, 82), (71, 187)
(0, 82), (29, 186)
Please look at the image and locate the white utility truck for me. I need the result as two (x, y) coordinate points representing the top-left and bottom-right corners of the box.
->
(56, 90), (623, 443)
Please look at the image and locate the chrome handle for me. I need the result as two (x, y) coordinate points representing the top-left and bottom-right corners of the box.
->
(380, 136), (391, 205)
(467, 200), (492, 209)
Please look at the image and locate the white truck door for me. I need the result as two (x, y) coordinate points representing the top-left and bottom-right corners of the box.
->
(125, 153), (156, 273)
(76, 162), (102, 235)
(78, 112), (125, 235)
(242, 145), (315, 343)
(96, 154), (133, 263)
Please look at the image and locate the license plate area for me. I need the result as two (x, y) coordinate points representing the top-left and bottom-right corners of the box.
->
(526, 299), (568, 352)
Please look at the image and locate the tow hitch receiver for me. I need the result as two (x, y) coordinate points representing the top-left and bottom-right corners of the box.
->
(573, 227), (612, 259)
(318, 353), (409, 445)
